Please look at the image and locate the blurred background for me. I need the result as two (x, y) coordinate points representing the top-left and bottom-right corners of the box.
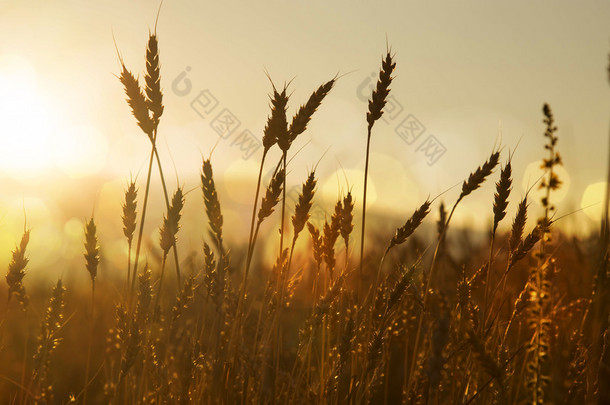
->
(0, 0), (608, 282)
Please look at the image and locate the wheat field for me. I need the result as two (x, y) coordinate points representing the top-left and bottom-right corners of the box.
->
(0, 29), (609, 405)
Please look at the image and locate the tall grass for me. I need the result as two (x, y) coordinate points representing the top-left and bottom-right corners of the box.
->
(0, 30), (608, 405)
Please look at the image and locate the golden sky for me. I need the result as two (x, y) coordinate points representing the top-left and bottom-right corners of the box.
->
(0, 1), (609, 273)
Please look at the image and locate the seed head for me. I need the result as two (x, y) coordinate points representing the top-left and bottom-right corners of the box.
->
(289, 78), (335, 144)
(144, 33), (164, 124)
(84, 217), (99, 284)
(263, 85), (289, 151)
(6, 230), (30, 310)
(292, 171), (317, 241)
(122, 181), (138, 244)
(367, 51), (395, 132)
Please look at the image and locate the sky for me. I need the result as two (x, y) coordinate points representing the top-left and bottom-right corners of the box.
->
(0, 1), (608, 275)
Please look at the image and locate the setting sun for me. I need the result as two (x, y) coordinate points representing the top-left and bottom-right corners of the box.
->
(0, 54), (108, 180)
(0, 55), (56, 178)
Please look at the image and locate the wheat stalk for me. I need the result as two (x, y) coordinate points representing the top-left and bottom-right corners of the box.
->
(156, 187), (185, 310)
(119, 65), (154, 140)
(308, 222), (324, 283)
(286, 171), (317, 276)
(144, 33), (182, 285)
(322, 201), (342, 280)
(509, 197), (528, 254)
(32, 279), (65, 402)
(122, 180), (137, 292)
(377, 200), (430, 293)
(244, 167), (285, 292)
(119, 33), (181, 299)
(201, 158), (225, 254)
(360, 50), (396, 280)
(437, 201), (447, 239)
(272, 84), (291, 260)
(288, 78), (335, 146)
(483, 159), (513, 325)
(84, 218), (99, 286)
(385, 200), (431, 256)
(6, 229), (30, 311)
(245, 85), (289, 292)
(159, 187), (184, 255)
(291, 171), (317, 244)
(83, 217), (99, 405)
(144, 33), (164, 126)
(492, 161), (512, 234)
(340, 191), (354, 269)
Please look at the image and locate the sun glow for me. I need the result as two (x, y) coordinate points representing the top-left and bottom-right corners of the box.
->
(521, 160), (570, 206)
(0, 54), (108, 179)
(581, 181), (609, 222)
(0, 55), (57, 178)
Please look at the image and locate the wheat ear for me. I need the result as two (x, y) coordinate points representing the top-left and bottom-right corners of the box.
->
(340, 191), (354, 268)
(122, 180), (137, 292)
(6, 229), (30, 311)
(201, 158), (225, 254)
(288, 78), (335, 146)
(287, 171), (317, 274)
(156, 187), (185, 309)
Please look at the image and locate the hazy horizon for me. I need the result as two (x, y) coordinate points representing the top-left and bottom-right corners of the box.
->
(0, 0), (609, 269)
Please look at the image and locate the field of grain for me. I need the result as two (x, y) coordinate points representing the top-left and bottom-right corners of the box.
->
(0, 25), (609, 405)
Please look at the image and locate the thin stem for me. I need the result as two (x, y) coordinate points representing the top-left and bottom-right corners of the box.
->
(235, 149), (269, 357)
(153, 145), (181, 285)
(245, 154), (284, 282)
(345, 240), (349, 272)
(359, 128), (372, 288)
(18, 310), (29, 405)
(375, 249), (389, 292)
(83, 282), (95, 405)
(154, 253), (168, 314)
(245, 149), (268, 277)
(251, 260), (266, 356)
(486, 260), (515, 330)
(269, 152), (288, 397)
(286, 237), (298, 281)
(130, 138), (157, 301)
(279, 152), (287, 256)
(126, 240), (132, 297)
(481, 233), (496, 330)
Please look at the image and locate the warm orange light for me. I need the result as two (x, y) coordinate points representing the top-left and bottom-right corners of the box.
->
(0, 55), (56, 178)
(0, 54), (108, 179)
